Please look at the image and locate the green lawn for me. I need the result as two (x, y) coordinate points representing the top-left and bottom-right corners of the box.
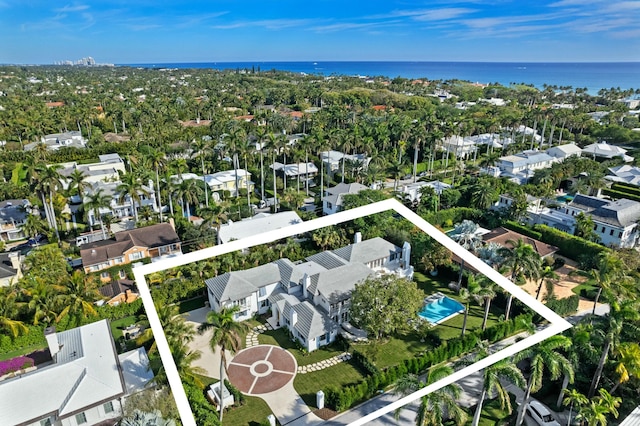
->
(193, 374), (276, 426)
(471, 394), (517, 426)
(258, 328), (346, 366)
(177, 296), (206, 314)
(0, 344), (47, 362)
(294, 360), (367, 408)
(352, 331), (431, 370)
(110, 315), (138, 339)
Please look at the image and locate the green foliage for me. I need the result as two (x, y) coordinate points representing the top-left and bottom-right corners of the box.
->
(325, 313), (533, 412)
(503, 221), (543, 240)
(224, 379), (246, 406)
(602, 188), (640, 203)
(420, 207), (482, 228)
(183, 380), (221, 425)
(349, 275), (424, 340)
(534, 224), (609, 261)
(545, 295), (580, 316)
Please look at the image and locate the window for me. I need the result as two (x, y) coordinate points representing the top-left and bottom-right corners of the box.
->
(619, 231), (623, 238)
(610, 229), (614, 236)
(129, 251), (143, 261)
(75, 412), (87, 424)
(259, 287), (267, 297)
(326, 202), (333, 209)
(104, 401), (114, 413)
(119, 269), (127, 278)
(114, 256), (124, 264)
(40, 419), (52, 426)
(101, 271), (110, 279)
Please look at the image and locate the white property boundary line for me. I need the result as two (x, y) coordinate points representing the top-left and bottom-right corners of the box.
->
(132, 199), (572, 426)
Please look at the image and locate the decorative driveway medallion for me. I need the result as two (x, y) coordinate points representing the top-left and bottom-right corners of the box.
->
(227, 345), (297, 395)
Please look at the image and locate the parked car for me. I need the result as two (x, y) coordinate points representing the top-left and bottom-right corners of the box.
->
(525, 400), (561, 426)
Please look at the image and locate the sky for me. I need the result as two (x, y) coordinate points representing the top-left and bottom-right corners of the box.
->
(1, 0), (639, 64)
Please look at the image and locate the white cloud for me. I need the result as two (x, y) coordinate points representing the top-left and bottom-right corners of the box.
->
(53, 4), (89, 13)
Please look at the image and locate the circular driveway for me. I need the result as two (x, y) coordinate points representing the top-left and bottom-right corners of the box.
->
(227, 345), (297, 395)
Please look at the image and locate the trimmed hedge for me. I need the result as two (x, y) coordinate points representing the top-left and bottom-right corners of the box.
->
(611, 182), (640, 196)
(602, 188), (640, 203)
(503, 221), (543, 240)
(324, 313), (533, 412)
(421, 207), (482, 228)
(533, 224), (609, 260)
(545, 295), (580, 317)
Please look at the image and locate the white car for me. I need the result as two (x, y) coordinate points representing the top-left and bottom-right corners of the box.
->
(525, 400), (561, 426)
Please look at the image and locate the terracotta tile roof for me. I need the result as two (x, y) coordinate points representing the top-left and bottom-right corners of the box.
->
(483, 227), (558, 258)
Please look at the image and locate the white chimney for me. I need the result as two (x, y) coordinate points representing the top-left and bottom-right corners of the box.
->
(290, 309), (298, 327)
(8, 252), (21, 270)
(354, 232), (362, 244)
(44, 326), (60, 359)
(302, 273), (311, 299)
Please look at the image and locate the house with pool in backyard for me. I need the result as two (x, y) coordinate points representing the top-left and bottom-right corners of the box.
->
(204, 234), (414, 352)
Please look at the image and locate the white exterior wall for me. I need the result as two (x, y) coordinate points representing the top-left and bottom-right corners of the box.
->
(322, 199), (340, 215)
(33, 400), (121, 426)
(256, 282), (279, 314)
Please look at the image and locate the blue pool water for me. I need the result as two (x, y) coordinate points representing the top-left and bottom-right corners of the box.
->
(419, 296), (465, 324)
(556, 194), (574, 203)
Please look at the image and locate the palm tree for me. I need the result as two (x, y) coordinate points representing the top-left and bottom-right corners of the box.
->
(197, 306), (250, 422)
(143, 146), (167, 221)
(609, 342), (640, 394)
(498, 239), (541, 320)
(36, 164), (63, 241)
(67, 168), (88, 197)
(85, 187), (112, 240)
(0, 289), (28, 338)
(562, 388), (588, 426)
(536, 264), (559, 300)
(514, 335), (574, 426)
(393, 364), (468, 426)
(450, 220), (482, 292)
(588, 300), (640, 398)
(471, 358), (526, 426)
(116, 172), (149, 223)
(176, 178), (204, 218)
(576, 389), (621, 426)
(573, 252), (629, 316)
(470, 178), (498, 210)
(56, 271), (101, 326)
(22, 214), (48, 244)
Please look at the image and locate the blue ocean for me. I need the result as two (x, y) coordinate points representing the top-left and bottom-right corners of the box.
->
(122, 61), (640, 94)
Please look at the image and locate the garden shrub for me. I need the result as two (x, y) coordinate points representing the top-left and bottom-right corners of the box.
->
(545, 295), (580, 316)
(503, 221), (543, 240)
(533, 224), (608, 261)
(0, 356), (34, 376)
(421, 207), (482, 228)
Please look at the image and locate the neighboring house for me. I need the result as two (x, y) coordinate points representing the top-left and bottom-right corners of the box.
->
(322, 183), (368, 215)
(321, 151), (370, 177)
(483, 227), (559, 259)
(217, 211), (303, 244)
(0, 252), (22, 287)
(606, 165), (640, 186)
(98, 279), (138, 306)
(400, 180), (452, 203)
(0, 319), (154, 426)
(205, 235), (413, 352)
(80, 222), (181, 280)
(582, 142), (634, 162)
(561, 194), (640, 248)
(59, 154), (126, 192)
(271, 162), (318, 185)
(0, 199), (30, 242)
(203, 169), (254, 197)
(546, 143), (582, 161)
(492, 194), (543, 215)
(440, 136), (477, 159)
(496, 150), (556, 183)
(79, 181), (158, 227)
(24, 131), (87, 151)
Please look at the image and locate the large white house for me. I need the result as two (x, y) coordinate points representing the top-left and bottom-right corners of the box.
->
(24, 131), (88, 151)
(546, 143), (582, 161)
(205, 236), (413, 352)
(560, 194), (640, 248)
(496, 150), (556, 183)
(58, 154), (126, 191)
(0, 320), (154, 426)
(582, 142), (634, 162)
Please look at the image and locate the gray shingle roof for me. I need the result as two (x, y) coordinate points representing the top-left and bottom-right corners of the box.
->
(305, 251), (348, 270)
(332, 237), (399, 264)
(206, 263), (280, 303)
(570, 194), (640, 228)
(308, 262), (374, 303)
(293, 301), (337, 340)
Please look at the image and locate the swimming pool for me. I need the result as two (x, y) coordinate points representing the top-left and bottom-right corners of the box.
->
(419, 295), (465, 324)
(556, 194), (574, 203)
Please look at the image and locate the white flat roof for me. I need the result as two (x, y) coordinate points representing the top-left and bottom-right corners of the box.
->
(218, 211), (303, 244)
(0, 320), (125, 425)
